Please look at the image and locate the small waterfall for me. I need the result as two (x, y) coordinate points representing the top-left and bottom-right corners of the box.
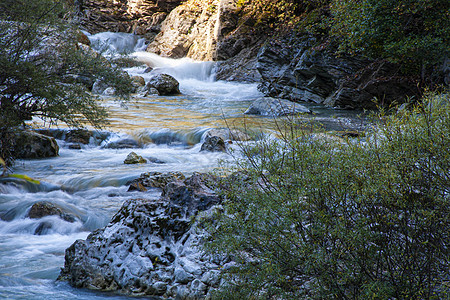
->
(87, 32), (148, 56)
(131, 51), (215, 81)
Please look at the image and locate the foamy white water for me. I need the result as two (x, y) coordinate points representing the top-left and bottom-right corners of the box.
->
(0, 32), (365, 299)
(0, 32), (263, 300)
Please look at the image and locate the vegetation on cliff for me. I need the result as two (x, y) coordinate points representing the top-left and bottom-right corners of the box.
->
(331, 0), (449, 83)
(0, 0), (132, 165)
(240, 0), (449, 84)
(205, 91), (450, 299)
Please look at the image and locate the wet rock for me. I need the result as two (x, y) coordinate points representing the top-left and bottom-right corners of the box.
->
(104, 138), (140, 149)
(147, 156), (165, 164)
(124, 151), (147, 164)
(59, 173), (224, 299)
(68, 144), (82, 150)
(204, 128), (251, 142)
(145, 74), (180, 95)
(127, 171), (185, 191)
(91, 79), (109, 95)
(102, 87), (116, 96)
(244, 97), (311, 116)
(66, 129), (93, 144)
(28, 201), (77, 223)
(130, 75), (146, 89)
(34, 221), (53, 235)
(13, 130), (59, 159)
(200, 136), (226, 152)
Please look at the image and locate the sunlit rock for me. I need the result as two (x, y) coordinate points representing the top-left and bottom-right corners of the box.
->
(124, 151), (147, 164)
(147, 0), (240, 61)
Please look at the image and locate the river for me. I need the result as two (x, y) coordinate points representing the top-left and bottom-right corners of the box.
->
(0, 32), (366, 299)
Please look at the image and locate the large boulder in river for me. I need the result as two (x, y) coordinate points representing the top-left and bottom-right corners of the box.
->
(58, 173), (225, 298)
(245, 97), (311, 117)
(146, 74), (180, 95)
(13, 131), (59, 159)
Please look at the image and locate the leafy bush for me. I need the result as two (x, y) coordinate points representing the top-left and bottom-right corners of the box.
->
(330, 0), (450, 78)
(0, 0), (132, 164)
(205, 92), (450, 299)
(236, 0), (330, 30)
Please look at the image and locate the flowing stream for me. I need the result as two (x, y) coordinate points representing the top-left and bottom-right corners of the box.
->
(0, 32), (366, 299)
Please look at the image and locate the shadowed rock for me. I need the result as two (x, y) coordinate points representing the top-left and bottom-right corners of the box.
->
(200, 136), (226, 152)
(145, 74), (180, 95)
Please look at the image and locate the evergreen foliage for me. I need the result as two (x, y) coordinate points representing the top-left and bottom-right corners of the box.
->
(204, 92), (450, 299)
(330, 0), (449, 78)
(0, 0), (132, 164)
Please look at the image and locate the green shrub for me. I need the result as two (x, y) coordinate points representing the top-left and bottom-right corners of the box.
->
(205, 92), (450, 299)
(0, 0), (132, 164)
(330, 0), (450, 78)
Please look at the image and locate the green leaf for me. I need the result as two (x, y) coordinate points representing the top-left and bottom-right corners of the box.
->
(7, 174), (41, 185)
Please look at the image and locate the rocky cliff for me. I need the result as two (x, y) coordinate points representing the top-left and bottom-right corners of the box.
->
(77, 0), (182, 40)
(77, 0), (430, 108)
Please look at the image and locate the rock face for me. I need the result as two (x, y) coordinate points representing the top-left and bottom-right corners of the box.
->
(256, 33), (419, 109)
(145, 74), (180, 95)
(78, 0), (182, 40)
(245, 97), (311, 116)
(147, 0), (243, 61)
(58, 173), (224, 299)
(13, 131), (59, 159)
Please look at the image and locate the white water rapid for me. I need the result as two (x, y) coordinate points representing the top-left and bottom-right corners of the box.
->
(0, 32), (365, 299)
(0, 31), (264, 300)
